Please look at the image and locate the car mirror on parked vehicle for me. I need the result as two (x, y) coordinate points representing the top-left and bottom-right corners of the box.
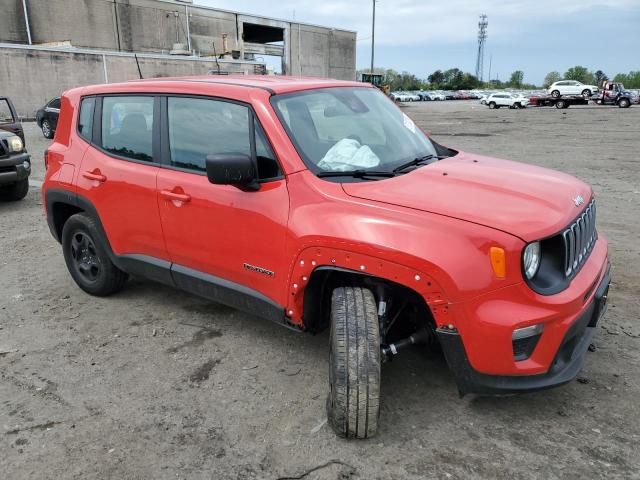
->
(205, 153), (260, 191)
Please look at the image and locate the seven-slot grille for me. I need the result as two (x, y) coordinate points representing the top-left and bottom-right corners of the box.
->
(562, 199), (596, 277)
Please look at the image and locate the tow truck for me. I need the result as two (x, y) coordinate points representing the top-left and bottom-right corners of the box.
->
(593, 81), (633, 108)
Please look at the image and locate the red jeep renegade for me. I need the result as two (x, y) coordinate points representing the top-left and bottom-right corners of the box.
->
(42, 76), (610, 439)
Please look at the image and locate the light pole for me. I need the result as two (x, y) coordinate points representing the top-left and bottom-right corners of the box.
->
(370, 0), (376, 73)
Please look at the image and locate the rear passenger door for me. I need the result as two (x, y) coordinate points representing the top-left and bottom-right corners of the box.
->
(156, 95), (289, 305)
(77, 95), (170, 266)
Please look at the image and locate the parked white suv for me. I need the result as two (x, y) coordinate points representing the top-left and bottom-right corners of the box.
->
(548, 80), (599, 98)
(486, 93), (528, 109)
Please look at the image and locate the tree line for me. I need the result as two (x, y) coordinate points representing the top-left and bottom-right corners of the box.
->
(358, 66), (640, 90)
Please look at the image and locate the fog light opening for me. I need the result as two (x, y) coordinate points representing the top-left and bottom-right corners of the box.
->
(512, 324), (544, 361)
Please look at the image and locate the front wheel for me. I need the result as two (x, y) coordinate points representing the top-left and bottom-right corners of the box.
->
(0, 178), (29, 201)
(619, 98), (631, 108)
(488, 102), (496, 109)
(62, 213), (128, 296)
(582, 89), (592, 98)
(551, 90), (561, 98)
(555, 100), (567, 109)
(327, 286), (381, 439)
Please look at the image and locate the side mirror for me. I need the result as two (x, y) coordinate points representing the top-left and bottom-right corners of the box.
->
(205, 153), (259, 191)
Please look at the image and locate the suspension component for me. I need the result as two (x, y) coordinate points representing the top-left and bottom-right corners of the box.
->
(381, 327), (431, 362)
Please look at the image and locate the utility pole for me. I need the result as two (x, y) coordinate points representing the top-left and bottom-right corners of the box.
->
(475, 14), (488, 81)
(370, 0), (376, 73)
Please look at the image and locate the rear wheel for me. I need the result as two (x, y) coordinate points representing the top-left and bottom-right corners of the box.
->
(555, 100), (567, 109)
(41, 119), (54, 139)
(62, 213), (128, 296)
(327, 286), (381, 439)
(0, 179), (29, 201)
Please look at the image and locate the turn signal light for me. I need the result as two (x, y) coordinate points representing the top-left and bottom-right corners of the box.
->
(490, 247), (506, 279)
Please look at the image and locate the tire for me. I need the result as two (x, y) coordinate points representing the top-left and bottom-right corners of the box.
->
(62, 213), (128, 296)
(0, 178), (29, 201)
(582, 89), (592, 98)
(327, 286), (381, 439)
(555, 100), (566, 109)
(41, 119), (54, 139)
(551, 90), (561, 98)
(619, 98), (631, 108)
(488, 102), (496, 109)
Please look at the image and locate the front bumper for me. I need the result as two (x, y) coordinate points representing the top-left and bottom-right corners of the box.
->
(0, 152), (31, 185)
(438, 265), (610, 395)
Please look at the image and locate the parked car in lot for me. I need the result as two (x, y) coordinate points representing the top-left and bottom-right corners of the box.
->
(0, 96), (25, 144)
(548, 80), (599, 98)
(486, 93), (528, 109)
(0, 129), (31, 201)
(36, 97), (60, 139)
(43, 76), (610, 440)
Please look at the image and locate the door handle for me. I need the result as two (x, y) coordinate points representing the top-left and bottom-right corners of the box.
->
(82, 170), (107, 182)
(160, 189), (191, 203)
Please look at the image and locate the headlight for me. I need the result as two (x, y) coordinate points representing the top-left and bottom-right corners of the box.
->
(7, 136), (23, 153)
(523, 242), (541, 279)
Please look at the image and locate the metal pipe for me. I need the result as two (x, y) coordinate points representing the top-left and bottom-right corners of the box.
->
(21, 0), (32, 45)
(185, 5), (192, 54)
(102, 54), (109, 83)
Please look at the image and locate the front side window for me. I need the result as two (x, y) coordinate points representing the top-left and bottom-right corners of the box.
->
(49, 98), (61, 110)
(78, 97), (95, 141)
(271, 87), (437, 174)
(0, 99), (13, 124)
(167, 97), (280, 179)
(101, 96), (154, 161)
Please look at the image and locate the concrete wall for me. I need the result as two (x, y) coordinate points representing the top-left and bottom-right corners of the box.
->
(1, 0), (29, 44)
(27, 0), (119, 50)
(0, 0), (356, 79)
(0, 46), (259, 116)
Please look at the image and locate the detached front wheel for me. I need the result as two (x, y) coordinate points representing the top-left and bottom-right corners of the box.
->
(327, 286), (381, 439)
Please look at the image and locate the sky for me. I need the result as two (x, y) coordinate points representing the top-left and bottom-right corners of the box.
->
(197, 0), (640, 85)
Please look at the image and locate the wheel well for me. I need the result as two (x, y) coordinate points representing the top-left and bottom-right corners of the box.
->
(302, 268), (435, 340)
(51, 202), (83, 241)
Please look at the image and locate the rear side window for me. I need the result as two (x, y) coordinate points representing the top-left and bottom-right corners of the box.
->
(167, 97), (280, 179)
(78, 98), (95, 142)
(49, 98), (61, 110)
(101, 96), (154, 162)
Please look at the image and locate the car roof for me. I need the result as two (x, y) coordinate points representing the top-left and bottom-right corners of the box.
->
(79, 75), (369, 96)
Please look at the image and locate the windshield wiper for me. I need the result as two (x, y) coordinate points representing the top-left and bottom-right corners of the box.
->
(317, 170), (397, 179)
(392, 154), (441, 173)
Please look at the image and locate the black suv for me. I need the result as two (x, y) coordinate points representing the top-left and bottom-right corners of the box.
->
(0, 130), (31, 201)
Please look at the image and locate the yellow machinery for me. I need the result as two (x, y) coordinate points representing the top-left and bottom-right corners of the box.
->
(361, 73), (391, 95)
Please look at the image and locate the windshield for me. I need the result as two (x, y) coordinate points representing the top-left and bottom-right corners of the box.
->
(271, 87), (437, 174)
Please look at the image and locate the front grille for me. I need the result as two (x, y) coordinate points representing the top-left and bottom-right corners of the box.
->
(562, 200), (596, 277)
(0, 139), (7, 158)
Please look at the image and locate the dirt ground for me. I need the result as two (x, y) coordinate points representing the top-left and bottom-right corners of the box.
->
(1, 102), (639, 480)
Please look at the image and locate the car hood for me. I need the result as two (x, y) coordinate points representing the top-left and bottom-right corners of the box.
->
(341, 152), (593, 242)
